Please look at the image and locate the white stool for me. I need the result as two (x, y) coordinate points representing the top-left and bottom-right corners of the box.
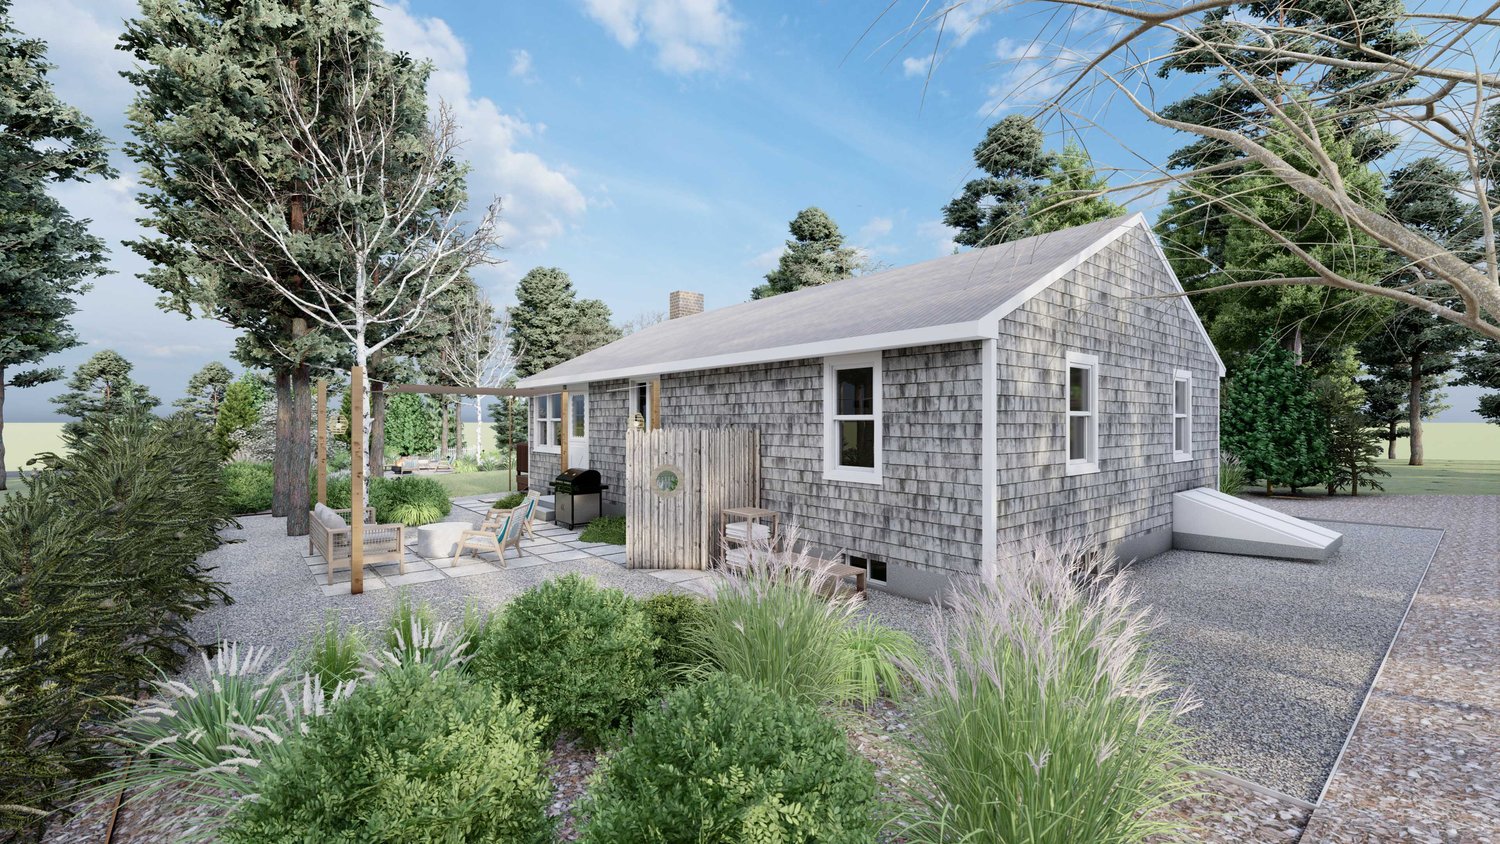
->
(415, 521), (469, 558)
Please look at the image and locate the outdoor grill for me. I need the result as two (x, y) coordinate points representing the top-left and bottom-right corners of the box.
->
(551, 468), (607, 529)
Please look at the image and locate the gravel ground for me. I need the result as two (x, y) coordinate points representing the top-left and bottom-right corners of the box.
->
(1126, 520), (1441, 802)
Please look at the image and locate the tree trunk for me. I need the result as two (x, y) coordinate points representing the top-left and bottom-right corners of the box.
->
(368, 381), (386, 480)
(1408, 362), (1424, 467)
(1386, 421), (1397, 460)
(287, 359), (311, 536)
(1290, 324), (1303, 366)
(439, 400), (449, 461)
(0, 370), (7, 491)
(456, 401), (465, 457)
(271, 369), (292, 517)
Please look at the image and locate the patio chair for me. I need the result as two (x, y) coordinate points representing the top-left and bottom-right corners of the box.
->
(451, 508), (526, 567)
(308, 502), (405, 580)
(479, 491), (542, 539)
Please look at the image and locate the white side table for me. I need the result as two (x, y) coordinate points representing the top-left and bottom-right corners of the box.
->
(416, 521), (469, 558)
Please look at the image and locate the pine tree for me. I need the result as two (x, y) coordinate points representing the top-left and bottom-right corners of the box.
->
(213, 372), (266, 455)
(1027, 142), (1126, 234)
(174, 361), (234, 423)
(1314, 349), (1387, 495)
(942, 115), (1054, 247)
(1458, 339), (1500, 426)
(0, 0), (113, 490)
(509, 267), (621, 377)
(383, 393), (437, 457)
(1222, 344), (1330, 494)
(50, 350), (159, 438)
(750, 207), (864, 299)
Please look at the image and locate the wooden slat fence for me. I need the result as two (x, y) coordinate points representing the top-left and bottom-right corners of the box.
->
(626, 428), (759, 570)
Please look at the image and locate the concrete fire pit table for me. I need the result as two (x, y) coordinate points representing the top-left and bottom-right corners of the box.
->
(415, 521), (470, 559)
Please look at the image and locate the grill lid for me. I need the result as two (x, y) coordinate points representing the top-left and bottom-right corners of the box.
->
(553, 468), (603, 493)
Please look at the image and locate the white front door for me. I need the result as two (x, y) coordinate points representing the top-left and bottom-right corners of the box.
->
(568, 389), (589, 469)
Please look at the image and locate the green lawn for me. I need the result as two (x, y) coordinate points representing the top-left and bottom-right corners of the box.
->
(1253, 459), (1500, 497)
(428, 470), (518, 498)
(579, 515), (627, 545)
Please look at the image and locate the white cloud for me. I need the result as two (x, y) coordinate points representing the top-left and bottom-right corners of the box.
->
(979, 37), (1080, 115)
(901, 56), (929, 79)
(580, 0), (742, 74)
(917, 220), (960, 257)
(747, 245), (783, 272)
(858, 216), (894, 243)
(378, 4), (587, 252)
(509, 49), (536, 81)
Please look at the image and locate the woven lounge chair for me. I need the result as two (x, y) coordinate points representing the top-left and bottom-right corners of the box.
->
(479, 491), (542, 539)
(451, 508), (526, 567)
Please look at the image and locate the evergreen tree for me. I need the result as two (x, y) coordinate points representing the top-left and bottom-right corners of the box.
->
(1027, 142), (1126, 234)
(1360, 377), (1410, 460)
(509, 267), (621, 377)
(1222, 343), (1329, 494)
(1314, 348), (1387, 495)
(0, 0), (113, 489)
(1458, 339), (1500, 426)
(174, 361), (234, 423)
(213, 371), (266, 455)
(942, 115), (1054, 247)
(50, 350), (159, 438)
(490, 395), (529, 451)
(750, 207), (864, 299)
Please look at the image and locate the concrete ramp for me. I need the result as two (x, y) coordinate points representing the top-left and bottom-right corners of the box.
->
(1172, 488), (1343, 561)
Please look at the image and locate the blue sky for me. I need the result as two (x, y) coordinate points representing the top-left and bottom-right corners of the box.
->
(7, 0), (1489, 420)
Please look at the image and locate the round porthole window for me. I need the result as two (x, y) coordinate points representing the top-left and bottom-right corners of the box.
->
(652, 465), (683, 496)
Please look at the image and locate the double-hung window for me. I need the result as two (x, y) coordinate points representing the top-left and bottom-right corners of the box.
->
(535, 393), (562, 449)
(1172, 370), (1192, 461)
(823, 353), (882, 483)
(1065, 352), (1099, 475)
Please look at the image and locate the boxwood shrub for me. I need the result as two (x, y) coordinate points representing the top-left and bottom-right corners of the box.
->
(470, 573), (657, 745)
(222, 666), (553, 844)
(640, 592), (708, 681)
(222, 461), (274, 515)
(579, 673), (879, 843)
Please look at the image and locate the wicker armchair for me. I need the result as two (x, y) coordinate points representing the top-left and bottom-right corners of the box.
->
(309, 503), (406, 580)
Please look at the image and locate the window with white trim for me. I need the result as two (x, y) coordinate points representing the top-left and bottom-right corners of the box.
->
(1172, 370), (1192, 461)
(1065, 352), (1099, 475)
(534, 393), (562, 448)
(823, 353), (882, 483)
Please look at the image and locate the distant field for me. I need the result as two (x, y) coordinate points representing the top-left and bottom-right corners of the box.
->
(1390, 422), (1500, 462)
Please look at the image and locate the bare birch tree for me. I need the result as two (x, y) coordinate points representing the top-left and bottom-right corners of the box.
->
(188, 32), (501, 501)
(882, 1), (1500, 340)
(430, 287), (518, 462)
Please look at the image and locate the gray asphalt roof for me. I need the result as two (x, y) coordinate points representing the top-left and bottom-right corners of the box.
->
(518, 215), (1137, 388)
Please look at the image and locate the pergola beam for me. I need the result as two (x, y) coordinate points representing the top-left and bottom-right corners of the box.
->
(384, 383), (522, 396)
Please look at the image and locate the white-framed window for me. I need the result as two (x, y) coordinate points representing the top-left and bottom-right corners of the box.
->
(534, 392), (562, 450)
(823, 352), (882, 484)
(1065, 351), (1099, 476)
(1172, 370), (1192, 461)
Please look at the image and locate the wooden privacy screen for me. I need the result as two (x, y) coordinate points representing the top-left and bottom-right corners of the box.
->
(626, 428), (760, 570)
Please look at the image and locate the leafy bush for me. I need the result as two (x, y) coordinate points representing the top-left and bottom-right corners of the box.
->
(222, 666), (553, 844)
(223, 461), (274, 514)
(579, 673), (878, 843)
(369, 475), (451, 526)
(901, 538), (1197, 844)
(1219, 452), (1248, 496)
(840, 619), (920, 708)
(471, 574), (657, 744)
(492, 490), (526, 510)
(640, 592), (708, 681)
(691, 544), (859, 707)
(579, 514), (626, 545)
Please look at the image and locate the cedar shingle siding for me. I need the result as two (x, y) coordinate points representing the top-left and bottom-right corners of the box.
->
(540, 225), (1219, 598)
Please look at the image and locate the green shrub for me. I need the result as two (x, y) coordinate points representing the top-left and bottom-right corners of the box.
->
(471, 574), (657, 744)
(579, 514), (626, 545)
(840, 619), (920, 708)
(691, 548), (859, 707)
(901, 538), (1197, 843)
(324, 476), (352, 509)
(223, 461), (274, 514)
(370, 475), (451, 526)
(223, 666), (553, 844)
(580, 673), (878, 843)
(640, 592), (708, 681)
(492, 491), (526, 510)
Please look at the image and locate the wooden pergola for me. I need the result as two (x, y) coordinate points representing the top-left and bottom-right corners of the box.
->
(315, 371), (528, 594)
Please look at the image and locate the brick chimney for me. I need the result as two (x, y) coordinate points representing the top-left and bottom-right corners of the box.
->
(668, 290), (704, 319)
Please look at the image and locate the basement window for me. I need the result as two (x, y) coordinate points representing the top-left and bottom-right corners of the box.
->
(848, 554), (887, 584)
(1172, 370), (1192, 461)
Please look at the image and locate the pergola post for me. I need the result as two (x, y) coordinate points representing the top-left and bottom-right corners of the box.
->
(439, 400), (449, 461)
(316, 378), (328, 505)
(560, 388), (570, 469)
(349, 365), (365, 596)
(506, 398), (515, 492)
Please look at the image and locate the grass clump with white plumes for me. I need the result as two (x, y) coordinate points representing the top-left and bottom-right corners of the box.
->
(900, 537), (1200, 844)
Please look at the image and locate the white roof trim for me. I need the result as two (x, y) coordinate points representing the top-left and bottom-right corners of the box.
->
(516, 213), (1224, 389)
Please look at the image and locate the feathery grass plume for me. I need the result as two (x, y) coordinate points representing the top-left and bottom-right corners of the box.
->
(691, 527), (861, 707)
(306, 611), (363, 693)
(103, 642), (353, 841)
(902, 535), (1199, 843)
(366, 616), (472, 677)
(455, 601), (492, 663)
(383, 590), (436, 656)
(840, 618), (921, 708)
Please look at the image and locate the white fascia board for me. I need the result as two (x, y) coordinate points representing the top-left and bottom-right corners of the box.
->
(980, 337), (998, 578)
(515, 320), (991, 390)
